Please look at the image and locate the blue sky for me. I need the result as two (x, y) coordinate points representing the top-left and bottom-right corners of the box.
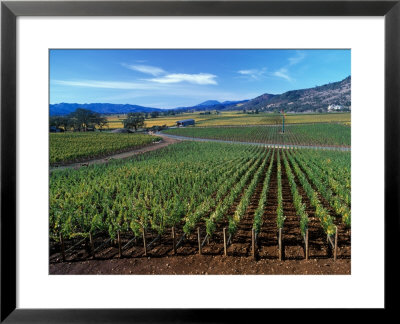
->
(50, 49), (350, 109)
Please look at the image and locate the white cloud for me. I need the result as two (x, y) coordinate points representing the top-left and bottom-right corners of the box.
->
(52, 80), (162, 90)
(272, 68), (293, 82)
(148, 73), (217, 85)
(52, 78), (253, 109)
(238, 69), (258, 75)
(237, 68), (267, 80)
(95, 87), (252, 106)
(288, 51), (306, 66)
(268, 51), (305, 82)
(123, 64), (166, 76)
(122, 63), (218, 85)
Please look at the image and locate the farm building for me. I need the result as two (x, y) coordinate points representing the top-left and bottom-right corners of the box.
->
(327, 104), (343, 111)
(176, 119), (195, 127)
(49, 126), (64, 133)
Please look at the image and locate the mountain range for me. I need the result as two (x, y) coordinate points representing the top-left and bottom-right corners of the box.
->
(49, 103), (163, 116)
(49, 76), (351, 116)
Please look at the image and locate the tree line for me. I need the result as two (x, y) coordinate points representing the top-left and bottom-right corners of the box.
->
(49, 108), (166, 132)
(49, 109), (108, 131)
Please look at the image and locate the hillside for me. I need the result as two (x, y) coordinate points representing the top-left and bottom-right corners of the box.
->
(195, 100), (221, 107)
(239, 76), (351, 112)
(174, 99), (248, 112)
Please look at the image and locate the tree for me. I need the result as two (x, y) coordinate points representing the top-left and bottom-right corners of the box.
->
(94, 116), (109, 131)
(123, 113), (145, 131)
(66, 108), (105, 131)
(49, 116), (68, 129)
(69, 108), (93, 131)
(150, 111), (159, 118)
(55, 108), (108, 131)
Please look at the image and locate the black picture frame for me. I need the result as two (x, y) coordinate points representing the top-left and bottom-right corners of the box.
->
(1, 0), (399, 322)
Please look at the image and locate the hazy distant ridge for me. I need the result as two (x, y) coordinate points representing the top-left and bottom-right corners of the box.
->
(49, 103), (164, 116)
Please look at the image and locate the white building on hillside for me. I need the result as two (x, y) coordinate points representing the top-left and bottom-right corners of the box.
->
(328, 104), (343, 111)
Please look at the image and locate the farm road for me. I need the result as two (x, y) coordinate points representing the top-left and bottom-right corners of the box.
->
(158, 132), (351, 151)
(49, 134), (181, 173)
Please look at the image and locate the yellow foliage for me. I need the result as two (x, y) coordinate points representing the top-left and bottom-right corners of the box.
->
(104, 111), (351, 128)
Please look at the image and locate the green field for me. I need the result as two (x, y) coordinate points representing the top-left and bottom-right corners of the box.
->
(164, 123), (351, 147)
(50, 132), (161, 164)
(50, 141), (350, 242)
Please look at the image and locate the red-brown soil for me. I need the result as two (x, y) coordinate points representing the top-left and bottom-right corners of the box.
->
(49, 226), (349, 275)
(50, 255), (350, 275)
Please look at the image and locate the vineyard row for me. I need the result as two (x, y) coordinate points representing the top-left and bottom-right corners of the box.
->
(50, 142), (350, 262)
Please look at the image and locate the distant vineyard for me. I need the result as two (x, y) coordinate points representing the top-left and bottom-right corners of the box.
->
(164, 124), (350, 147)
(50, 132), (161, 164)
(104, 112), (351, 128)
(50, 142), (350, 260)
(194, 113), (351, 127)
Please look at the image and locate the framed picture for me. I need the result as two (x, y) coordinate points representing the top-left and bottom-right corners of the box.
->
(1, 0), (398, 321)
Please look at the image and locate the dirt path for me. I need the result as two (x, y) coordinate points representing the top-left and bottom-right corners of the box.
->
(50, 134), (181, 173)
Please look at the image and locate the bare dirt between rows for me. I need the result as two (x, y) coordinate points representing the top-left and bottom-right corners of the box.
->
(50, 150), (350, 275)
(49, 134), (181, 173)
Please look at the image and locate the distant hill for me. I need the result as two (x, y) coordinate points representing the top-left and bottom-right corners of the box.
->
(173, 100), (248, 112)
(239, 76), (351, 112)
(49, 103), (163, 116)
(221, 100), (247, 105)
(195, 100), (221, 107)
(187, 99), (248, 111)
(49, 100), (249, 116)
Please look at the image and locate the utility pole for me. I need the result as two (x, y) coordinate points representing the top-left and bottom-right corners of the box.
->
(281, 110), (285, 133)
